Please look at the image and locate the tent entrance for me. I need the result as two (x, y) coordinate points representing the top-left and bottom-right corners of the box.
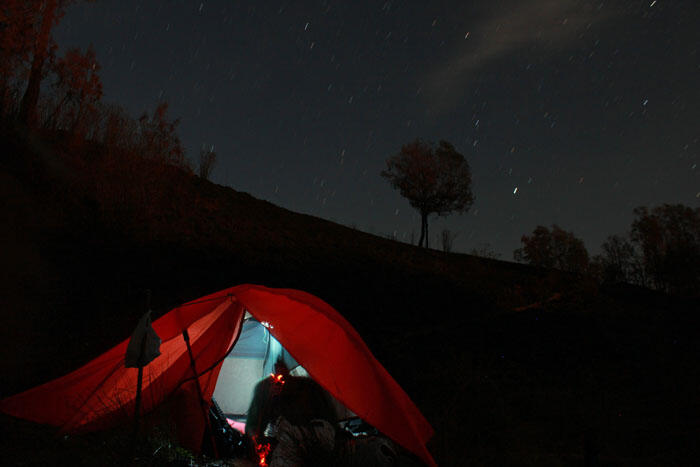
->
(212, 316), (300, 421)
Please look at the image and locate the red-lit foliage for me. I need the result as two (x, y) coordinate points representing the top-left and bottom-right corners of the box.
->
(0, 0), (43, 115)
(137, 102), (187, 168)
(1, 0), (96, 126)
(17, 0), (63, 126)
(46, 46), (103, 135)
(1, 0), (199, 242)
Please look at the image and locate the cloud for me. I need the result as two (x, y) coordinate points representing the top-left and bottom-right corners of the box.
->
(424, 0), (617, 114)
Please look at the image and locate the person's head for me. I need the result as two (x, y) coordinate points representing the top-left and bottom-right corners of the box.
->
(245, 368), (338, 439)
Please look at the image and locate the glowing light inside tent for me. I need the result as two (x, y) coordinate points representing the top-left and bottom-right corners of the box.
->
(255, 438), (272, 466)
(270, 373), (285, 385)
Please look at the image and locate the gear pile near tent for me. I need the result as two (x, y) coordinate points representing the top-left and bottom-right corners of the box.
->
(0, 284), (436, 466)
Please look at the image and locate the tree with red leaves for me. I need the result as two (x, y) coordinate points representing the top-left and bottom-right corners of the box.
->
(382, 139), (474, 248)
(1, 0), (91, 126)
(0, 0), (42, 116)
(17, 0), (62, 126)
(48, 45), (102, 133)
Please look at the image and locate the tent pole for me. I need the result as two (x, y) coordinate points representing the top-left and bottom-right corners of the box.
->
(132, 338), (146, 438)
(129, 362), (145, 465)
(182, 329), (219, 458)
(130, 289), (151, 463)
(133, 291), (149, 432)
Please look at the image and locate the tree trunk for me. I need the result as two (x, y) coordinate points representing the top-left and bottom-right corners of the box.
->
(418, 211), (428, 248)
(19, 0), (58, 127)
(425, 213), (429, 249)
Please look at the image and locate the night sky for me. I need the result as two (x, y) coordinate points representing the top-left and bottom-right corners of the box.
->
(54, 0), (700, 258)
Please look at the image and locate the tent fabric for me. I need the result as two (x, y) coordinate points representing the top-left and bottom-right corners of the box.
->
(0, 284), (435, 466)
(227, 318), (297, 368)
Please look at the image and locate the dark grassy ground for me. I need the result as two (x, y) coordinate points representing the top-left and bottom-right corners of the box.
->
(2, 123), (699, 465)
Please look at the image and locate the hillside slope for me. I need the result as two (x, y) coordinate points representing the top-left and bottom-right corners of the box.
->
(2, 124), (699, 465)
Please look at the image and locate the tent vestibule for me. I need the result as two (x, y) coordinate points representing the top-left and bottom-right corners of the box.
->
(0, 285), (435, 466)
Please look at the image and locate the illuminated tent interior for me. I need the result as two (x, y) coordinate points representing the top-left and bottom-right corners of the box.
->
(212, 313), (355, 430)
(213, 314), (297, 420)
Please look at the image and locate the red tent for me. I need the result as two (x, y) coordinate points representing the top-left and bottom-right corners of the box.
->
(0, 284), (436, 466)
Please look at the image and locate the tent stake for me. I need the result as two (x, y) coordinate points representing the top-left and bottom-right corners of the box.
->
(182, 329), (219, 458)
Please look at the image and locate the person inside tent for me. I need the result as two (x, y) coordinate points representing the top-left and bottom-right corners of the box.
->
(244, 359), (407, 467)
(245, 359), (338, 466)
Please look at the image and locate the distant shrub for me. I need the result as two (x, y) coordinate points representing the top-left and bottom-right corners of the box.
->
(440, 229), (458, 253)
(470, 242), (501, 259)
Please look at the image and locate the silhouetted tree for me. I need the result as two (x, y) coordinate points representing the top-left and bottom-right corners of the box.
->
(94, 103), (138, 153)
(514, 225), (590, 273)
(137, 102), (187, 168)
(198, 145), (217, 180)
(381, 139), (474, 248)
(593, 234), (639, 285)
(630, 204), (700, 295)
